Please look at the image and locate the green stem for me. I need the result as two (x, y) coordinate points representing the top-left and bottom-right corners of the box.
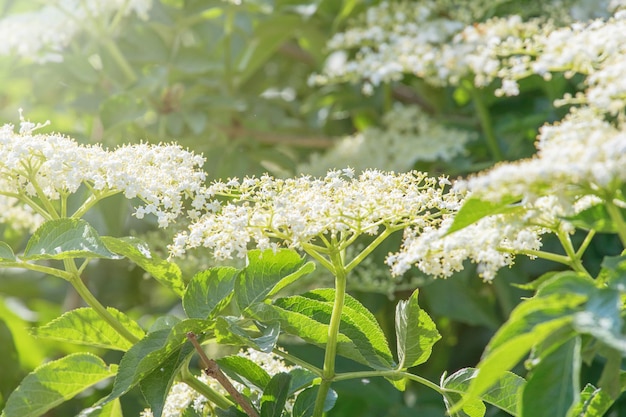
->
(3, 191), (51, 220)
(469, 84), (503, 161)
(575, 229), (596, 259)
(345, 226), (397, 273)
(180, 366), (233, 410)
(64, 259), (140, 344)
(14, 262), (73, 281)
(102, 39), (137, 84)
(605, 200), (626, 247)
(333, 370), (444, 395)
(312, 250), (347, 417)
(508, 248), (572, 266)
(302, 243), (336, 274)
(71, 188), (119, 219)
(224, 9), (235, 93)
(556, 228), (591, 277)
(27, 173), (60, 219)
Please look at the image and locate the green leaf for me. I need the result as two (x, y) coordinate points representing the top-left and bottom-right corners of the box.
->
(447, 196), (521, 235)
(23, 219), (119, 261)
(260, 373), (291, 417)
(292, 386), (337, 417)
(31, 307), (145, 351)
(535, 272), (596, 298)
(216, 355), (271, 390)
(599, 254), (626, 290)
(442, 368), (525, 416)
(0, 299), (46, 369)
(572, 288), (626, 353)
(101, 236), (185, 297)
(395, 289), (441, 369)
(0, 242), (16, 261)
(249, 289), (395, 369)
(451, 317), (573, 415)
(455, 290), (586, 413)
(78, 398), (124, 417)
(513, 271), (560, 291)
(287, 368), (318, 395)
(0, 319), (22, 407)
(183, 267), (239, 319)
(215, 317), (280, 352)
(567, 384), (614, 417)
(100, 93), (143, 129)
(2, 353), (115, 417)
(236, 249), (315, 311)
(521, 337), (581, 417)
(140, 343), (194, 417)
(460, 398), (487, 417)
(234, 15), (303, 87)
(487, 293), (586, 354)
(106, 319), (211, 403)
(597, 348), (622, 400)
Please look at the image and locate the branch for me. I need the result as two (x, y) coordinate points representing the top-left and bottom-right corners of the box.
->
(187, 332), (260, 417)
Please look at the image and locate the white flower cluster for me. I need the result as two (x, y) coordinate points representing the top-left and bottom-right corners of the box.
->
(311, 0), (626, 112)
(169, 169), (462, 260)
(139, 349), (296, 417)
(0, 117), (206, 228)
(298, 105), (474, 176)
(459, 106), (626, 201)
(388, 105), (625, 280)
(387, 196), (565, 281)
(0, 0), (152, 63)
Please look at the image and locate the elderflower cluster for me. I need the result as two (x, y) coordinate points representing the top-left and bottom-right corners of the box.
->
(486, 9), (626, 113)
(169, 169), (462, 260)
(387, 196), (572, 281)
(140, 349), (296, 417)
(311, 0), (626, 113)
(0, 116), (206, 228)
(388, 105), (625, 280)
(298, 105), (473, 176)
(0, 0), (152, 63)
(459, 106), (626, 200)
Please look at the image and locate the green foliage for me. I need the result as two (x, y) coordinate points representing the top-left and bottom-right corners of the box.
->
(250, 289), (395, 370)
(108, 319), (208, 403)
(31, 307), (145, 351)
(395, 289), (441, 369)
(101, 236), (185, 296)
(441, 369), (525, 416)
(3, 1), (626, 416)
(2, 353), (116, 417)
(183, 267), (239, 319)
(446, 196), (522, 235)
(260, 373), (291, 417)
(23, 219), (119, 261)
(235, 249), (315, 311)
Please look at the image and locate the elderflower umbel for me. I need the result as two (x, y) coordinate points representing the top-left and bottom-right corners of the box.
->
(0, 0), (152, 63)
(298, 104), (474, 176)
(139, 349), (296, 417)
(169, 170), (462, 260)
(0, 117), (206, 227)
(459, 106), (626, 201)
(387, 195), (577, 281)
(310, 0), (626, 114)
(388, 105), (626, 280)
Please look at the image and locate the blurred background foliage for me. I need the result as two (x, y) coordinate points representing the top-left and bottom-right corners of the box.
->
(0, 0), (621, 415)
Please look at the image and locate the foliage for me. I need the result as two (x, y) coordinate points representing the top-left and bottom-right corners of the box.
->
(1, 1), (626, 417)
